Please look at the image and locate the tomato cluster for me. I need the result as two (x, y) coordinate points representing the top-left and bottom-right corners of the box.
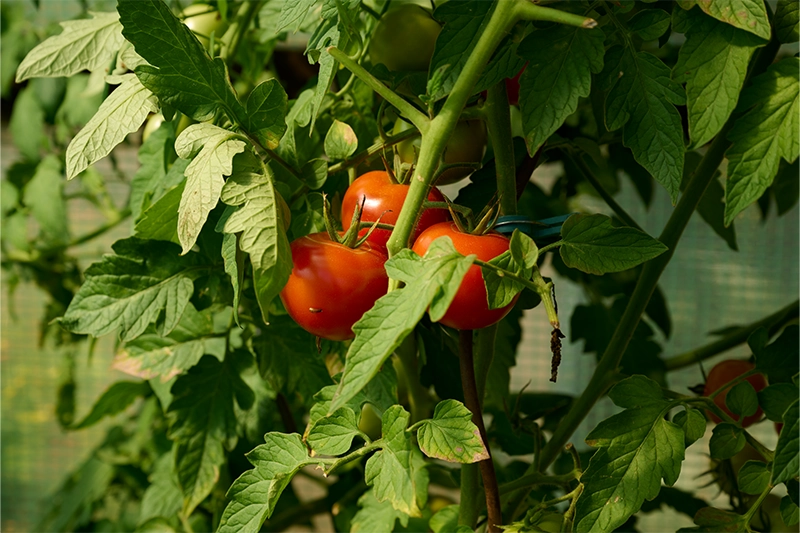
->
(280, 171), (515, 340)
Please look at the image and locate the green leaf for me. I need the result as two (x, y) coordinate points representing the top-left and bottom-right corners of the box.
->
(218, 433), (317, 533)
(113, 304), (228, 381)
(138, 453), (183, 527)
(758, 383), (799, 422)
(709, 423), (746, 460)
(23, 155), (69, 245)
(130, 124), (175, 221)
(167, 352), (255, 516)
(754, 325), (799, 384)
(559, 214), (668, 275)
(118, 0), (246, 125)
(15, 12), (124, 82)
(672, 9), (763, 149)
(628, 9), (671, 41)
(430, 504), (460, 533)
(220, 232), (243, 326)
(306, 19), (339, 130)
(307, 407), (363, 455)
(775, 0), (800, 43)
(725, 381), (758, 418)
(772, 400), (799, 485)
(350, 490), (410, 533)
(781, 496), (800, 527)
(737, 460), (770, 495)
(697, 0), (771, 41)
(416, 400), (489, 464)
(483, 230), (537, 309)
(605, 47), (685, 203)
(216, 152), (292, 322)
(330, 238), (474, 412)
(276, 0), (318, 34)
(61, 237), (200, 341)
(724, 57), (800, 226)
(66, 74), (158, 179)
(575, 376), (685, 533)
(773, 159), (800, 216)
(365, 405), (427, 516)
(135, 181), (184, 244)
(324, 119), (358, 160)
(174, 123), (246, 254)
(681, 152), (737, 251)
(244, 80), (288, 150)
(678, 507), (748, 532)
(9, 85), (47, 160)
(71, 380), (150, 429)
(517, 25), (604, 155)
(673, 407), (706, 446)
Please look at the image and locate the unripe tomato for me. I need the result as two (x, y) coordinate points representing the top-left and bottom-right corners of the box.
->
(182, 3), (224, 46)
(369, 4), (441, 72)
(703, 360), (767, 427)
(280, 233), (388, 341)
(141, 113), (192, 143)
(341, 170), (450, 252)
(394, 119), (487, 185)
(358, 403), (383, 442)
(412, 222), (517, 330)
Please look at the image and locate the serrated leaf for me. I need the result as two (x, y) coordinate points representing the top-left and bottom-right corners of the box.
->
(61, 237), (200, 341)
(324, 119), (358, 160)
(220, 232), (243, 325)
(365, 405), (426, 516)
(758, 383), (799, 422)
(129, 123), (175, 220)
(66, 73), (158, 179)
(113, 304), (228, 381)
(483, 230), (536, 309)
(218, 433), (317, 533)
(23, 155), (69, 245)
(16, 12), (124, 82)
(351, 490), (410, 533)
(674, 407), (706, 446)
(678, 507), (748, 532)
(628, 9), (671, 40)
(138, 453), (182, 527)
(276, 0), (318, 34)
(775, 0), (800, 43)
(781, 496), (800, 527)
(575, 376), (685, 533)
(167, 352), (254, 516)
(306, 19), (339, 129)
(605, 47), (685, 203)
(307, 407), (362, 455)
(726, 381), (758, 418)
(134, 181), (183, 244)
(416, 400), (489, 464)
(244, 80), (288, 150)
(737, 460), (770, 495)
(725, 58), (800, 226)
(118, 0), (246, 126)
(330, 238), (474, 413)
(673, 10), (763, 149)
(754, 325), (800, 383)
(71, 380), (150, 429)
(772, 400), (799, 485)
(517, 24), (604, 154)
(709, 423), (746, 460)
(174, 123), (246, 254)
(697, 0), (771, 41)
(217, 154), (292, 323)
(559, 214), (667, 275)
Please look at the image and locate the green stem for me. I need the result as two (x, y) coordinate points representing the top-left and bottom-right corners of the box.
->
(475, 324), (498, 404)
(664, 300), (799, 371)
(325, 441), (382, 475)
(743, 483), (774, 527)
(566, 151), (642, 231)
(220, 1), (261, 63)
(514, 1), (597, 28)
(686, 397), (775, 462)
(706, 368), (759, 401)
(394, 335), (432, 423)
(485, 82), (517, 215)
(459, 464), (481, 529)
(537, 240), (563, 256)
(498, 471), (578, 495)
(327, 46), (429, 131)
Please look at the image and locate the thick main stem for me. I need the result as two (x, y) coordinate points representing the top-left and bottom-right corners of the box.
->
(485, 83), (517, 215)
(459, 330), (502, 533)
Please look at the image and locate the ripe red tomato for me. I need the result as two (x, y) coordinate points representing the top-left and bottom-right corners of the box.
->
(341, 170), (450, 252)
(703, 360), (767, 427)
(280, 233), (388, 341)
(412, 222), (517, 330)
(505, 64), (526, 106)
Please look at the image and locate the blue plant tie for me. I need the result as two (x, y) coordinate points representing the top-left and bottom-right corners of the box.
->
(494, 213), (575, 239)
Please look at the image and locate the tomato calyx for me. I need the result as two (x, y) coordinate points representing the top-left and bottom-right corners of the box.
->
(322, 194), (392, 249)
(425, 196), (503, 236)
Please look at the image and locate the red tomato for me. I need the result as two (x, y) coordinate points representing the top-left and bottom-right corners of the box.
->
(703, 360), (767, 427)
(341, 170), (450, 252)
(280, 233), (388, 341)
(505, 64), (526, 106)
(412, 222), (518, 330)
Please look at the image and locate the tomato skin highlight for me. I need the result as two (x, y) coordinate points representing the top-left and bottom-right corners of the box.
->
(341, 171), (450, 252)
(412, 222), (518, 330)
(703, 360), (767, 427)
(280, 233), (388, 341)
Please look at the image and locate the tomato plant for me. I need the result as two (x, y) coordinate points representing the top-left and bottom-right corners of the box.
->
(412, 222), (517, 330)
(3, 0), (798, 532)
(340, 170), (450, 251)
(280, 232), (388, 341)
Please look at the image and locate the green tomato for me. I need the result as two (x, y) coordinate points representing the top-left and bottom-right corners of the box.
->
(358, 403), (383, 442)
(369, 4), (441, 72)
(532, 512), (564, 533)
(182, 3), (225, 46)
(394, 118), (487, 185)
(141, 113), (193, 143)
